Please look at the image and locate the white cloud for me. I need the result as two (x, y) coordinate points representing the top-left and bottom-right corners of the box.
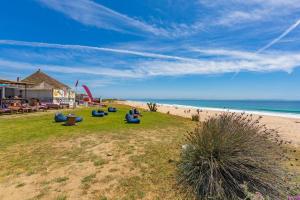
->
(1, 40), (300, 80)
(37, 0), (168, 36)
(199, 0), (300, 28)
(36, 0), (203, 38)
(216, 9), (269, 26)
(257, 19), (300, 53)
(0, 40), (197, 62)
(132, 48), (300, 76)
(0, 59), (142, 78)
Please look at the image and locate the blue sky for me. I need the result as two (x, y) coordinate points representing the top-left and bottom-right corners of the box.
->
(1, 0), (300, 100)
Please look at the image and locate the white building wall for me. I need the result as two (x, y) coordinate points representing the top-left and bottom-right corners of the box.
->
(26, 89), (53, 102)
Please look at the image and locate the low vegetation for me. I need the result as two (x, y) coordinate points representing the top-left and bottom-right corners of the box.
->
(147, 102), (158, 112)
(177, 113), (293, 199)
(191, 114), (200, 121)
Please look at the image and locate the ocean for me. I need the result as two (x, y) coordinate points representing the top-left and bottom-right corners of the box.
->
(132, 99), (300, 118)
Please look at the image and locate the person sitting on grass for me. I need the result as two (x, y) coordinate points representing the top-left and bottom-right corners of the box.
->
(133, 108), (142, 117)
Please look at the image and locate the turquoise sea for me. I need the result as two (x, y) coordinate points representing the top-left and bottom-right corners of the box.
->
(132, 99), (300, 118)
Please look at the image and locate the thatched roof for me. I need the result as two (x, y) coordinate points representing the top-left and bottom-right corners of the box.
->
(22, 69), (70, 90)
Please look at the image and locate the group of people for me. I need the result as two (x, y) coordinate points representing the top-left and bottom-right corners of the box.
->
(125, 108), (142, 123)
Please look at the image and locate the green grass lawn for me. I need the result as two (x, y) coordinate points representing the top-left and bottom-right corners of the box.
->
(0, 104), (298, 200)
(0, 104), (194, 200)
(0, 104), (190, 150)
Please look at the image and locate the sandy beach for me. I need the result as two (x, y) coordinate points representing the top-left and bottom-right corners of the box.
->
(119, 100), (300, 147)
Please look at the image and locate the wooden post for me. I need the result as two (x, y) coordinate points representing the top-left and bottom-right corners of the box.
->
(25, 84), (27, 100)
(0, 87), (4, 106)
(2, 87), (5, 99)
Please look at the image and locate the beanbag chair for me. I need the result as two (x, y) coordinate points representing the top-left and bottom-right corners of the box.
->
(108, 107), (117, 112)
(98, 110), (108, 115)
(92, 110), (105, 117)
(55, 113), (67, 122)
(55, 113), (83, 123)
(125, 113), (140, 124)
(75, 117), (83, 122)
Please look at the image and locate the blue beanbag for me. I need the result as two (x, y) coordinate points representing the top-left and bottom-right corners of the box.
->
(75, 117), (83, 122)
(92, 110), (105, 117)
(98, 110), (108, 115)
(55, 113), (67, 122)
(125, 113), (140, 124)
(108, 107), (117, 112)
(55, 113), (83, 122)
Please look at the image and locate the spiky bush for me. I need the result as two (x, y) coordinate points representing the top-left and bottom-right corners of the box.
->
(191, 114), (200, 122)
(147, 102), (157, 112)
(177, 112), (288, 200)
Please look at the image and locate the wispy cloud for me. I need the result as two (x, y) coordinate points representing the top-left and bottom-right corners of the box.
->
(1, 40), (300, 79)
(0, 59), (141, 78)
(36, 0), (203, 38)
(0, 40), (197, 62)
(136, 52), (299, 76)
(198, 0), (300, 29)
(216, 9), (268, 26)
(37, 0), (168, 37)
(257, 19), (300, 53)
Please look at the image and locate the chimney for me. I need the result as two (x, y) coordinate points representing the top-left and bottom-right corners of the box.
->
(17, 77), (20, 82)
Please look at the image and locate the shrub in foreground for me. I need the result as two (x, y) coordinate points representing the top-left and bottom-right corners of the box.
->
(177, 112), (288, 200)
(191, 114), (200, 121)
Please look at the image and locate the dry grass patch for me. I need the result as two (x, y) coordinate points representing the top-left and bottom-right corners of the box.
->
(1, 130), (177, 199)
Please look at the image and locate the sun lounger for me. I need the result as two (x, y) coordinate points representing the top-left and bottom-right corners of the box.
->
(38, 104), (48, 111)
(2, 109), (12, 114)
(29, 105), (38, 112)
(21, 107), (32, 113)
(47, 103), (60, 110)
(0, 105), (11, 114)
(21, 104), (33, 113)
(125, 113), (140, 124)
(8, 106), (22, 113)
(60, 103), (70, 109)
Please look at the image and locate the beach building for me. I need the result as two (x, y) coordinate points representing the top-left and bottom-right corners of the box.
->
(0, 70), (75, 106)
(22, 69), (75, 105)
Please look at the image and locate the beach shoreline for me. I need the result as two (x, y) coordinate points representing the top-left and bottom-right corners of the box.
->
(118, 100), (300, 147)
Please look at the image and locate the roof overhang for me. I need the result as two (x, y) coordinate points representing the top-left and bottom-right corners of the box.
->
(0, 79), (35, 86)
